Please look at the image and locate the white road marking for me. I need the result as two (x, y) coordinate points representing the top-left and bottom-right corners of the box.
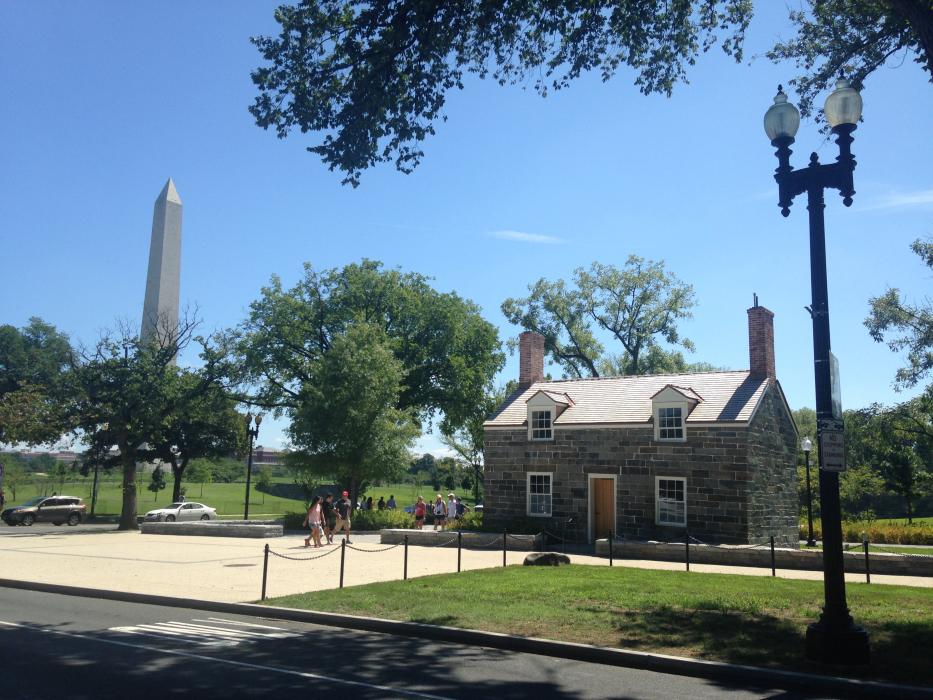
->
(197, 617), (290, 630)
(0, 619), (445, 699)
(108, 618), (300, 647)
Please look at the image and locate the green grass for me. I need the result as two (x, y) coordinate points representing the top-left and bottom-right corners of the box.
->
(802, 544), (933, 556)
(875, 516), (933, 527)
(264, 566), (933, 685)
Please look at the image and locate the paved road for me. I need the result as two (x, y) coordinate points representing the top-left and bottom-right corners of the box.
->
(0, 587), (836, 699)
(0, 521), (117, 537)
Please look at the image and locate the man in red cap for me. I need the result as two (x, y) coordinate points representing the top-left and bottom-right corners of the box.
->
(333, 490), (353, 543)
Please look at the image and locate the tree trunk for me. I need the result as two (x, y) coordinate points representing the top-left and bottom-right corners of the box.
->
(171, 457), (186, 503)
(906, 493), (913, 525)
(118, 449), (138, 531)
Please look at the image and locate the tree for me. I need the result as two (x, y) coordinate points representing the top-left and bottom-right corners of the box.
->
(232, 259), (503, 435)
(256, 466), (273, 505)
(502, 257), (697, 378)
(249, 2), (931, 185)
(1, 456), (28, 501)
(865, 238), (933, 390)
(767, 1), (933, 124)
(0, 318), (73, 445)
(186, 459), (214, 498)
(286, 323), (420, 506)
(410, 453), (439, 491)
(148, 465), (167, 501)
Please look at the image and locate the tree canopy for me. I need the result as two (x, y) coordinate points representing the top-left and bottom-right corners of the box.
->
(250, 1), (932, 184)
(502, 257), (698, 378)
(231, 259), (504, 434)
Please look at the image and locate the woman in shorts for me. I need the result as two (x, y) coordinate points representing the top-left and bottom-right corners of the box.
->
(433, 494), (447, 531)
(413, 496), (426, 530)
(303, 495), (324, 548)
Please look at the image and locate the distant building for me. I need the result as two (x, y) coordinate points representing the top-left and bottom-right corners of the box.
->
(249, 447), (286, 468)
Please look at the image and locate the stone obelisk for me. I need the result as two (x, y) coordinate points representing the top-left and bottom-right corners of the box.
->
(140, 178), (182, 347)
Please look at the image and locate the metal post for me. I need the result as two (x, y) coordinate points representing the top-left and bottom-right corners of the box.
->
(261, 543), (269, 600)
(90, 461), (100, 518)
(339, 539), (346, 589)
(863, 536), (870, 584)
(685, 531), (690, 572)
(457, 531), (462, 573)
(771, 536), (776, 577)
(804, 450), (816, 546)
(244, 431), (254, 521)
(502, 530), (507, 567)
(608, 530), (613, 567)
(404, 535), (409, 581)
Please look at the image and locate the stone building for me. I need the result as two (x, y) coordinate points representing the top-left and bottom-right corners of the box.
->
(483, 305), (799, 546)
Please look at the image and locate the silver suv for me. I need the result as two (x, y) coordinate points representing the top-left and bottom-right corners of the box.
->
(1, 496), (87, 526)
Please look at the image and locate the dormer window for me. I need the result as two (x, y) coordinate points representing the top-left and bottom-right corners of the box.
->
(525, 389), (574, 442)
(530, 410), (552, 440)
(651, 385), (702, 443)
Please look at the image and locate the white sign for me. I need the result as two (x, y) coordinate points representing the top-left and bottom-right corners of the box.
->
(819, 429), (846, 472)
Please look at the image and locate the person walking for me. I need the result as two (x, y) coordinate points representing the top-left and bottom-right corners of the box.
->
(365, 496), (374, 511)
(432, 494), (447, 531)
(303, 496), (324, 548)
(447, 493), (458, 529)
(321, 493), (336, 544)
(334, 490), (353, 543)
(413, 496), (426, 529)
(377, 496), (386, 511)
(387, 494), (396, 510)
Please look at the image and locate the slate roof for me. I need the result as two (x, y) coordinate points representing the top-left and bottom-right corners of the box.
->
(485, 371), (771, 427)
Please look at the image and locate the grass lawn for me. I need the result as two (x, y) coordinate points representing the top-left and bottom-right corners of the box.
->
(802, 544), (933, 556)
(875, 516), (933, 527)
(264, 566), (933, 685)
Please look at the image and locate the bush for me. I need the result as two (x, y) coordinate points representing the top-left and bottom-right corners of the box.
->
(801, 519), (933, 545)
(456, 511), (483, 530)
(349, 509), (415, 531)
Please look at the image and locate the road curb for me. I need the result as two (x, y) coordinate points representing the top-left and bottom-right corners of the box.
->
(1, 578), (930, 699)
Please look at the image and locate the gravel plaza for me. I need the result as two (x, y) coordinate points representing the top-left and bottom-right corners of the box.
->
(0, 528), (930, 603)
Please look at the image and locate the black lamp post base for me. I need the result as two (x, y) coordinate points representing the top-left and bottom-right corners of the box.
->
(805, 621), (871, 665)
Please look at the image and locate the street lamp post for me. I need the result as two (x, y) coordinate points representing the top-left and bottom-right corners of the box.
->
(764, 79), (870, 665)
(244, 413), (262, 520)
(802, 437), (816, 547)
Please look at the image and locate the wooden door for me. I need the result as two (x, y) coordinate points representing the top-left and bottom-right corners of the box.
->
(592, 479), (614, 541)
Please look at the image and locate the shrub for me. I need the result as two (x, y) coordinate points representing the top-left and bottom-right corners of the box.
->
(456, 511), (483, 531)
(801, 519), (933, 545)
(281, 511), (307, 529)
(349, 509), (415, 531)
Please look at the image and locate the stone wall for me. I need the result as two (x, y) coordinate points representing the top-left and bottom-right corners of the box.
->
(746, 384), (799, 547)
(485, 422), (764, 544)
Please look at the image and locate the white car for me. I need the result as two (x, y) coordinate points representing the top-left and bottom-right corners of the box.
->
(144, 502), (217, 522)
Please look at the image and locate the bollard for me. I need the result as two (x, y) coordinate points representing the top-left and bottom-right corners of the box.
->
(457, 531), (462, 573)
(770, 536), (776, 577)
(608, 530), (613, 567)
(339, 539), (346, 589)
(404, 535), (409, 581)
(503, 530), (507, 567)
(261, 543), (270, 601)
(685, 532), (690, 572)
(864, 535), (871, 584)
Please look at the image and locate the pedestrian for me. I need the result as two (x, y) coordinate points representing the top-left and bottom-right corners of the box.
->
(303, 496), (324, 548)
(334, 490), (353, 543)
(414, 496), (426, 529)
(322, 492), (336, 544)
(456, 498), (468, 521)
(447, 493), (458, 528)
(387, 494), (396, 510)
(433, 494), (447, 531)
(365, 496), (374, 511)
(413, 496), (426, 530)
(377, 496), (386, 511)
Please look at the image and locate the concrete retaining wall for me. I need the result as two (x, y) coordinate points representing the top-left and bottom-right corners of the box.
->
(594, 539), (933, 577)
(140, 521), (283, 538)
(381, 529), (541, 551)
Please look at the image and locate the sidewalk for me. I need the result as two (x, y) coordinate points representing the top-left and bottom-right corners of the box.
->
(0, 530), (929, 604)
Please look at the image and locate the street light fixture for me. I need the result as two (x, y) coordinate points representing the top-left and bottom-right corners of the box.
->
(801, 436), (816, 547)
(244, 413), (262, 520)
(765, 79), (870, 665)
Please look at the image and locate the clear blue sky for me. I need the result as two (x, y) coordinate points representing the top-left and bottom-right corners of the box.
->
(2, 2), (931, 454)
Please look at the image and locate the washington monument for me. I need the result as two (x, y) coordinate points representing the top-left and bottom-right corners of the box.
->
(140, 178), (182, 346)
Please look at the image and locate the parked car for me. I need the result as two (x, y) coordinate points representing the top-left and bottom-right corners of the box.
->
(1, 496), (87, 526)
(144, 502), (218, 522)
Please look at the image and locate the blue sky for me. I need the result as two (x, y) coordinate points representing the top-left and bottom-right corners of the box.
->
(2, 2), (931, 454)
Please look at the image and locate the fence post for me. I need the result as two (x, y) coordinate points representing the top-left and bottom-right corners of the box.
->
(404, 535), (409, 581)
(339, 539), (346, 589)
(863, 534), (871, 584)
(503, 530), (507, 567)
(608, 530), (613, 567)
(685, 530), (690, 572)
(457, 530), (462, 573)
(770, 536), (776, 577)
(261, 543), (269, 601)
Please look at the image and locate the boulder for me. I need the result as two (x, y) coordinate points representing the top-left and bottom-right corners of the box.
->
(523, 552), (571, 566)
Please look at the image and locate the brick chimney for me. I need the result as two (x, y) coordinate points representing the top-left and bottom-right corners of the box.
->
(747, 298), (776, 380)
(518, 331), (545, 388)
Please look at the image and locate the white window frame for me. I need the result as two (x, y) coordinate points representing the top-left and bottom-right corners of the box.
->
(655, 476), (687, 527)
(654, 402), (687, 442)
(526, 472), (553, 517)
(528, 408), (553, 441)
